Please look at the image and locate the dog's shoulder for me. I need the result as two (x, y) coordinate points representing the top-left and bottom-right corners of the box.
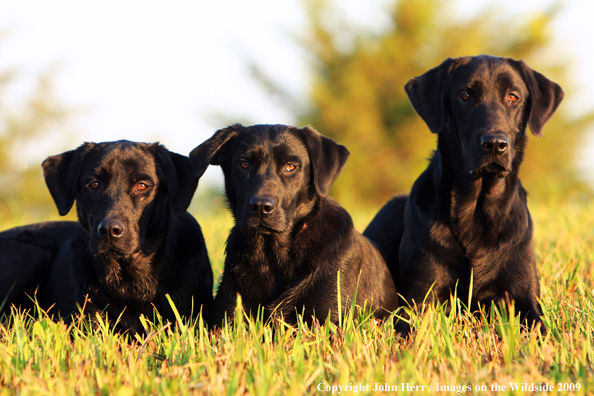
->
(312, 197), (357, 243)
(173, 212), (206, 243)
(313, 197), (385, 267)
(320, 196), (351, 222)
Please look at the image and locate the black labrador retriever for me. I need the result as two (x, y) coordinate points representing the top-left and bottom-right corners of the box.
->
(0, 141), (213, 333)
(364, 55), (563, 331)
(190, 124), (398, 326)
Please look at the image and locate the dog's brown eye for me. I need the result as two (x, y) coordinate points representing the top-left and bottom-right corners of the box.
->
(460, 92), (471, 102)
(508, 93), (519, 103)
(89, 181), (100, 190)
(285, 163), (297, 172)
(239, 160), (249, 170)
(137, 182), (148, 191)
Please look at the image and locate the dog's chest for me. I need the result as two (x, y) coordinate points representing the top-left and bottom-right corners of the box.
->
(230, 242), (300, 307)
(92, 255), (160, 302)
(441, 189), (532, 284)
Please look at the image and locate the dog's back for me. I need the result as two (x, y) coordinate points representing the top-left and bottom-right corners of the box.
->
(363, 194), (407, 282)
(0, 222), (76, 312)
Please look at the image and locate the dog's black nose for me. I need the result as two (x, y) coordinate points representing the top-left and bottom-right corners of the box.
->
(98, 219), (125, 238)
(481, 134), (508, 155)
(249, 196), (275, 216)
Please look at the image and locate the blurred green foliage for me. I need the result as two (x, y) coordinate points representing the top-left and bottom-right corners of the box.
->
(2, 0), (594, 229)
(0, 42), (72, 226)
(255, 0), (594, 207)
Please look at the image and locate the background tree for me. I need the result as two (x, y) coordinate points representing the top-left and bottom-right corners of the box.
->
(0, 41), (72, 225)
(254, 0), (593, 208)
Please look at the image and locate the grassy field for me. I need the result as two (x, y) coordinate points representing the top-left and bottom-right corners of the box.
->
(0, 197), (592, 395)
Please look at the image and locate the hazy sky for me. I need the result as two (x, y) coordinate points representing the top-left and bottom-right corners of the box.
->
(1, 0), (593, 183)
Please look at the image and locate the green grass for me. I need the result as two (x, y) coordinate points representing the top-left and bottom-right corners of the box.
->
(1, 197), (593, 395)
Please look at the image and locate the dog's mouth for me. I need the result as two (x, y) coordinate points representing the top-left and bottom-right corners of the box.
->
(90, 239), (139, 258)
(470, 159), (511, 178)
(242, 217), (287, 235)
(94, 248), (142, 264)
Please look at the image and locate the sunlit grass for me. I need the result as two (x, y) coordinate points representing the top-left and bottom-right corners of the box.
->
(1, 198), (593, 395)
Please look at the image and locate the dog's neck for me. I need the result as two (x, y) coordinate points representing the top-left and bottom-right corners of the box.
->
(98, 250), (160, 301)
(227, 198), (329, 303)
(434, 137), (529, 240)
(239, 199), (321, 266)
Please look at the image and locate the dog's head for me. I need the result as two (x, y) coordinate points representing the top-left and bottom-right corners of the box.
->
(42, 141), (198, 258)
(405, 55), (564, 177)
(190, 124), (349, 235)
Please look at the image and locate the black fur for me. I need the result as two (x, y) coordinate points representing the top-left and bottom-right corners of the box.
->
(364, 55), (563, 332)
(190, 124), (398, 326)
(0, 141), (213, 333)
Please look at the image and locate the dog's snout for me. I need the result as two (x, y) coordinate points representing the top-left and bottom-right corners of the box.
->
(249, 196), (276, 217)
(480, 134), (509, 156)
(98, 219), (125, 239)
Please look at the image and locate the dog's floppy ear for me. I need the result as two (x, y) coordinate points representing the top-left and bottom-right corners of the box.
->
(516, 60), (564, 137)
(189, 124), (242, 178)
(42, 145), (89, 216)
(294, 125), (350, 198)
(153, 145), (198, 218)
(405, 57), (457, 134)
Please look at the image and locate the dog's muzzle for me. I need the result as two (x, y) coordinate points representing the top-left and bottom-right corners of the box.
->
(466, 133), (512, 177)
(480, 133), (509, 156)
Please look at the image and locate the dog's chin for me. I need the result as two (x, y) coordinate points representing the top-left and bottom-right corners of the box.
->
(241, 218), (287, 236)
(469, 161), (511, 178)
(91, 243), (139, 260)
